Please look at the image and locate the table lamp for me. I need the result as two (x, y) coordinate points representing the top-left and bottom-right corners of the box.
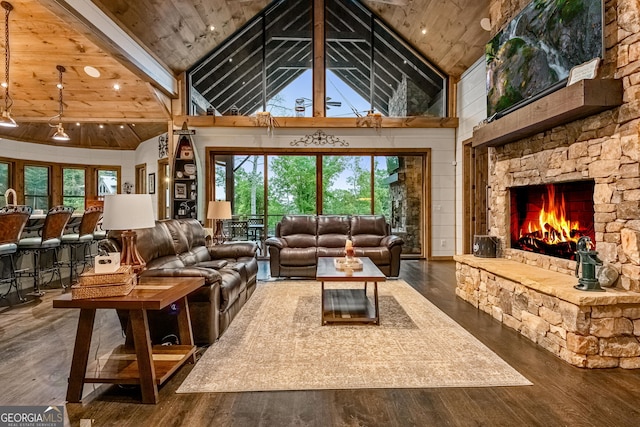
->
(102, 194), (155, 272)
(207, 200), (232, 244)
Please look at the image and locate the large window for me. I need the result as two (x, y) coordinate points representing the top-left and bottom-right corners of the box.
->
(212, 151), (425, 256)
(0, 162), (9, 206)
(24, 165), (49, 210)
(188, 0), (446, 118)
(63, 168), (86, 211)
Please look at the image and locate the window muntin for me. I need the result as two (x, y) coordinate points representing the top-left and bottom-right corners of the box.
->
(188, 0), (446, 118)
(24, 165), (49, 210)
(63, 168), (85, 211)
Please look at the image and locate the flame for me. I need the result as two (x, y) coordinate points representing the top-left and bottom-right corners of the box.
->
(521, 185), (579, 244)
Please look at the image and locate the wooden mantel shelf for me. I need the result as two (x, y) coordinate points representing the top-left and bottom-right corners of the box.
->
(472, 79), (623, 148)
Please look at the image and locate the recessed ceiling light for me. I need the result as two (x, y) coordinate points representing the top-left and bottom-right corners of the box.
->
(84, 66), (101, 78)
(120, 125), (124, 129)
(209, 25), (215, 32)
(421, 28), (427, 35)
(480, 18), (492, 31)
(99, 124), (104, 129)
(113, 83), (120, 90)
(76, 122), (80, 126)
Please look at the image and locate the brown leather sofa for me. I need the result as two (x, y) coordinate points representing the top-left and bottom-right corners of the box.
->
(266, 214), (403, 278)
(99, 218), (258, 345)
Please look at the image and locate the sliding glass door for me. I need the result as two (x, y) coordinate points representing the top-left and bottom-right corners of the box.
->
(211, 152), (426, 257)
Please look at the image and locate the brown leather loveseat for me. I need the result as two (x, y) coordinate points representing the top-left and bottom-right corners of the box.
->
(266, 214), (403, 278)
(100, 218), (258, 345)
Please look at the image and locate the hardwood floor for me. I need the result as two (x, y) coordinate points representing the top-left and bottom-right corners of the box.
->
(1, 260), (640, 426)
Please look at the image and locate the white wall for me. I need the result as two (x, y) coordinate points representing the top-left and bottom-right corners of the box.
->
(137, 127), (457, 258)
(455, 58), (488, 254)
(0, 137), (137, 191)
(134, 135), (165, 218)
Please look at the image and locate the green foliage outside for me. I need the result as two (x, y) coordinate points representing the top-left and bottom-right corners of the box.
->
(220, 155), (395, 234)
(24, 165), (49, 210)
(0, 162), (7, 206)
(63, 168), (86, 211)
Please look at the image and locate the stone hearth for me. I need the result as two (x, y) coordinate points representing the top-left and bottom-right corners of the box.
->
(455, 255), (640, 368)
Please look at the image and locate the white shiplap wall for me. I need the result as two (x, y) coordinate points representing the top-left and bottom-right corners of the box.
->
(455, 58), (488, 254)
(139, 127), (457, 258)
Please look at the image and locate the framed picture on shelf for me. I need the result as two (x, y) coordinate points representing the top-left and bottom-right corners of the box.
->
(148, 173), (156, 194)
(174, 183), (187, 199)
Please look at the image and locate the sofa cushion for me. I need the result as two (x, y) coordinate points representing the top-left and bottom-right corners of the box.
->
(219, 268), (243, 312)
(161, 219), (191, 256)
(118, 222), (176, 264)
(280, 247), (317, 266)
(317, 215), (349, 248)
(350, 215), (387, 247)
(180, 218), (207, 249)
(279, 215), (317, 248)
(317, 247), (346, 257)
(355, 247), (390, 266)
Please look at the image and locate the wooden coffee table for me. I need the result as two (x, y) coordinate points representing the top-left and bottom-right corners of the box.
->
(316, 257), (386, 325)
(53, 276), (204, 404)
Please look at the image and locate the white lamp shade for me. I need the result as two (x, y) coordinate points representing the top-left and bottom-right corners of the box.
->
(207, 200), (232, 220)
(102, 194), (155, 230)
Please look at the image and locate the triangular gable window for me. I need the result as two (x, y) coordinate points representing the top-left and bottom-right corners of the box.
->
(187, 0), (447, 118)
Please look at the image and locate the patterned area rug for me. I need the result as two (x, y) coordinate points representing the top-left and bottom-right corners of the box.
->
(177, 280), (532, 393)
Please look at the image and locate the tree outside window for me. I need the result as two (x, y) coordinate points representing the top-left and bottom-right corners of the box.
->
(24, 165), (49, 210)
(0, 162), (8, 206)
(63, 168), (85, 211)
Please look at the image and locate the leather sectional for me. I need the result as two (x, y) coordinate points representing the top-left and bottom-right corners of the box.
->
(266, 214), (404, 278)
(99, 218), (258, 345)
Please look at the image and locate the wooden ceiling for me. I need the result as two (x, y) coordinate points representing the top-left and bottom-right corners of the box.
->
(0, 0), (490, 150)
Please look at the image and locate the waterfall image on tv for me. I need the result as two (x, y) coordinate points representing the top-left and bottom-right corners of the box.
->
(486, 0), (603, 117)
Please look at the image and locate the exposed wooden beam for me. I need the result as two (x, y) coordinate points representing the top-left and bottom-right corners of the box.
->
(174, 115), (459, 128)
(42, 0), (178, 97)
(313, 0), (326, 117)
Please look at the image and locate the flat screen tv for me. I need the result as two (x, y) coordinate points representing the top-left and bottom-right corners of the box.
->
(486, 0), (603, 119)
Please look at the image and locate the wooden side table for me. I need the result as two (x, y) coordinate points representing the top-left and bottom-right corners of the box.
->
(53, 276), (204, 404)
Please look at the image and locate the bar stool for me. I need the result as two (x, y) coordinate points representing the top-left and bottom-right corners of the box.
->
(17, 206), (74, 296)
(0, 205), (32, 303)
(61, 205), (103, 286)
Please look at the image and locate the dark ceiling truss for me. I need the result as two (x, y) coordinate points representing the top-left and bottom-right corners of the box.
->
(187, 0), (447, 118)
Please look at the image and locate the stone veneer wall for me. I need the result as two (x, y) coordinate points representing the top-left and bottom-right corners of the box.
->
(455, 255), (640, 368)
(390, 156), (422, 254)
(485, 0), (640, 292)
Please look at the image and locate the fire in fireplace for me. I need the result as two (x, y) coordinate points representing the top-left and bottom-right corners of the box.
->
(510, 181), (595, 260)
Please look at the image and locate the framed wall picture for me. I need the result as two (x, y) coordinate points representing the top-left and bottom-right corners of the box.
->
(175, 183), (187, 199)
(148, 173), (156, 194)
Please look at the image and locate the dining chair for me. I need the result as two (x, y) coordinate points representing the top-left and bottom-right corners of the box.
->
(17, 205), (74, 296)
(61, 205), (103, 286)
(0, 205), (32, 303)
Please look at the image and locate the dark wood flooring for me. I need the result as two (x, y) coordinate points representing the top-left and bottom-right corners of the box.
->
(1, 260), (640, 426)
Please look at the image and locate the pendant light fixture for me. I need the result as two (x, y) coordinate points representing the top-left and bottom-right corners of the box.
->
(50, 65), (70, 141)
(0, 1), (16, 128)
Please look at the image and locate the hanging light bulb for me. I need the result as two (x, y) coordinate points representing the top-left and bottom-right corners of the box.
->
(0, 1), (16, 128)
(50, 65), (70, 141)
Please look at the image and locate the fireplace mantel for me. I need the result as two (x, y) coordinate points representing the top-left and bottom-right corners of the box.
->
(472, 79), (623, 148)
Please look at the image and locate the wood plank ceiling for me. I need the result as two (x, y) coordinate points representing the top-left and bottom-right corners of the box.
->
(0, 0), (490, 150)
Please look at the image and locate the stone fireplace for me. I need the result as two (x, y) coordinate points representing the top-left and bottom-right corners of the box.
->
(454, 0), (640, 369)
(510, 181), (595, 261)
